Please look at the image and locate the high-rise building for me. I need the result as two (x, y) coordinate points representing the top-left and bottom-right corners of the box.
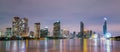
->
(84, 30), (92, 38)
(0, 30), (3, 37)
(12, 17), (29, 37)
(40, 26), (48, 38)
(21, 18), (29, 37)
(103, 18), (112, 38)
(34, 23), (40, 38)
(0, 31), (2, 37)
(89, 30), (92, 38)
(72, 31), (76, 38)
(29, 31), (34, 37)
(12, 17), (20, 36)
(103, 18), (107, 35)
(53, 21), (61, 37)
(80, 21), (84, 38)
(5, 28), (12, 37)
(62, 29), (69, 37)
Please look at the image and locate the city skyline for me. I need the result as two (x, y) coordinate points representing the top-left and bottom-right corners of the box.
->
(0, 0), (120, 36)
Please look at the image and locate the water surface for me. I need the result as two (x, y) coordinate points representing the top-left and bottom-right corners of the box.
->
(0, 39), (120, 52)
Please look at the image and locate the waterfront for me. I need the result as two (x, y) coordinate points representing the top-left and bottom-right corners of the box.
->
(0, 39), (120, 52)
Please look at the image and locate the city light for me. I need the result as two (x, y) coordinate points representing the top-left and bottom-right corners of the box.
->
(104, 17), (107, 20)
(45, 26), (48, 29)
(0, 0), (120, 52)
(94, 34), (98, 39)
(0, 32), (1, 35)
(92, 33), (98, 39)
(104, 39), (111, 52)
(105, 32), (111, 38)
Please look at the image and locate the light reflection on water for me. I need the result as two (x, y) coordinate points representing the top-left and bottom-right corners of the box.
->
(0, 39), (120, 52)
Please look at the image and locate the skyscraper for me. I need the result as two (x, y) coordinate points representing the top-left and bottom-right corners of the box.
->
(20, 18), (29, 37)
(5, 28), (12, 37)
(12, 17), (20, 36)
(12, 17), (29, 37)
(40, 26), (48, 38)
(34, 23), (40, 38)
(53, 21), (61, 37)
(103, 18), (107, 35)
(80, 21), (84, 38)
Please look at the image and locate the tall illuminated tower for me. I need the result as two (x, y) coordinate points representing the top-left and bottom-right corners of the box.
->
(53, 21), (61, 37)
(20, 18), (29, 37)
(80, 21), (84, 38)
(12, 17), (21, 36)
(103, 17), (107, 35)
(34, 23), (40, 38)
(12, 17), (29, 37)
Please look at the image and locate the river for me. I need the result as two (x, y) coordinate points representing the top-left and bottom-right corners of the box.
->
(0, 39), (120, 52)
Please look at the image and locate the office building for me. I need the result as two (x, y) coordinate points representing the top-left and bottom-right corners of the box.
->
(80, 21), (84, 38)
(21, 18), (29, 37)
(62, 29), (69, 37)
(0, 30), (3, 37)
(84, 30), (92, 38)
(12, 17), (20, 36)
(34, 23), (40, 38)
(53, 21), (61, 37)
(12, 17), (29, 37)
(40, 26), (49, 38)
(0, 31), (1, 37)
(5, 28), (12, 37)
(103, 17), (107, 35)
(29, 31), (34, 37)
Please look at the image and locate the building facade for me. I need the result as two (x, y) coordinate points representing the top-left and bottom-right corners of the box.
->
(34, 23), (40, 38)
(103, 18), (107, 35)
(0, 30), (3, 37)
(62, 29), (69, 37)
(80, 21), (84, 38)
(40, 27), (48, 38)
(5, 28), (12, 37)
(53, 21), (61, 37)
(29, 31), (34, 38)
(12, 17), (29, 37)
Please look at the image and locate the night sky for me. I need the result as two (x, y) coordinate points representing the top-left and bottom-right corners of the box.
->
(0, 0), (120, 36)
